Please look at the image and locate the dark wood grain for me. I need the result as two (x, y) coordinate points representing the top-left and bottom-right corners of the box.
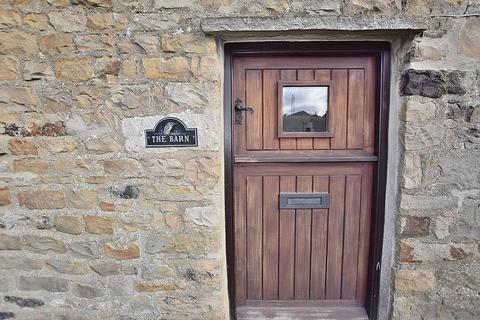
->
(246, 70), (263, 150)
(263, 176), (279, 299)
(279, 175), (296, 299)
(347, 69), (365, 149)
(246, 176), (263, 299)
(263, 70), (280, 150)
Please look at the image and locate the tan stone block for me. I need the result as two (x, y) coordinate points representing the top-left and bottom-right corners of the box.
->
(8, 139), (37, 155)
(199, 56), (219, 81)
(40, 34), (75, 54)
(132, 34), (158, 54)
(69, 190), (97, 209)
(90, 261), (135, 276)
(99, 202), (115, 212)
(459, 17), (480, 59)
(79, 0), (113, 7)
(23, 61), (53, 81)
(403, 153), (422, 189)
(161, 34), (216, 54)
(0, 32), (37, 55)
(134, 282), (181, 292)
(87, 12), (127, 30)
(46, 259), (88, 275)
(53, 160), (89, 175)
(401, 215), (430, 238)
(104, 243), (140, 260)
(84, 138), (122, 154)
(55, 58), (94, 81)
(54, 216), (84, 235)
(102, 159), (140, 175)
(48, 8), (87, 33)
(40, 139), (78, 154)
(84, 216), (113, 234)
(23, 235), (68, 253)
(12, 160), (48, 173)
(395, 269), (435, 292)
(0, 234), (21, 249)
(21, 190), (66, 209)
(0, 10), (22, 28)
(404, 99), (436, 122)
(0, 87), (39, 110)
(399, 241), (422, 263)
(434, 216), (452, 239)
(24, 14), (49, 30)
(143, 57), (191, 80)
(121, 60), (137, 79)
(0, 56), (20, 80)
(0, 187), (12, 206)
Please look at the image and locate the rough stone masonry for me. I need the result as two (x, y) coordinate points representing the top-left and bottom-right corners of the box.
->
(0, 0), (479, 319)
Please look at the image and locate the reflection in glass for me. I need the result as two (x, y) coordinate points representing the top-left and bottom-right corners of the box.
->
(282, 86), (328, 133)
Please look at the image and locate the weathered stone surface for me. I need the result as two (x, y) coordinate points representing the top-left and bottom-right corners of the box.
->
(68, 190), (97, 209)
(84, 215), (113, 234)
(54, 216), (84, 235)
(102, 159), (140, 175)
(73, 283), (104, 298)
(109, 185), (140, 199)
(404, 99), (436, 122)
(90, 261), (136, 276)
(0, 187), (12, 206)
(24, 13), (49, 30)
(403, 153), (422, 189)
(401, 70), (466, 98)
(0, 10), (22, 28)
(0, 32), (37, 55)
(143, 57), (191, 80)
(144, 235), (167, 254)
(161, 34), (215, 54)
(0, 87), (39, 110)
(55, 58), (94, 82)
(395, 269), (435, 291)
(401, 216), (430, 238)
(4, 296), (44, 308)
(141, 265), (175, 280)
(0, 57), (20, 80)
(165, 82), (216, 110)
(345, 0), (400, 14)
(23, 61), (53, 81)
(88, 12), (127, 30)
(18, 276), (69, 292)
(135, 282), (181, 292)
(104, 243), (140, 260)
(459, 18), (480, 59)
(46, 259), (88, 275)
(72, 0), (113, 7)
(40, 34), (75, 54)
(0, 312), (15, 319)
(84, 138), (122, 154)
(35, 216), (53, 230)
(21, 190), (66, 209)
(48, 8), (87, 32)
(69, 241), (101, 259)
(0, 234), (22, 250)
(0, 256), (43, 270)
(39, 139), (78, 154)
(23, 235), (67, 254)
(8, 140), (37, 155)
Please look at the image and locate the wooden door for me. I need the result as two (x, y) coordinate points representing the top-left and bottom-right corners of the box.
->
(231, 54), (377, 319)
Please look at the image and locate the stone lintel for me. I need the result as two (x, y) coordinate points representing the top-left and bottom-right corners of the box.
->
(201, 15), (428, 35)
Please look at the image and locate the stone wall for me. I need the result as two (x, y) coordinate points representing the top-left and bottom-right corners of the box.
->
(0, 0), (478, 319)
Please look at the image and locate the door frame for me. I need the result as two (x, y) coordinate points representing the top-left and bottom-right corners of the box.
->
(223, 41), (391, 320)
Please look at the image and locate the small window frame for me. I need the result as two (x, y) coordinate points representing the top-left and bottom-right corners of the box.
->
(277, 80), (334, 138)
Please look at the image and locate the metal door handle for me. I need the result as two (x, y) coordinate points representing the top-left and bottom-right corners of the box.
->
(234, 98), (254, 124)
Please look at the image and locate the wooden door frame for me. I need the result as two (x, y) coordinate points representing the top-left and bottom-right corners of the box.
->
(223, 41), (391, 320)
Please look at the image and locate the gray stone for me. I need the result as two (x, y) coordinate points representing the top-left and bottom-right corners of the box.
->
(69, 241), (102, 259)
(4, 295), (44, 308)
(0, 312), (15, 320)
(401, 70), (466, 98)
(109, 185), (140, 199)
(0, 234), (22, 250)
(90, 261), (136, 276)
(0, 277), (15, 292)
(72, 283), (104, 298)
(46, 259), (89, 275)
(23, 235), (67, 254)
(0, 256), (43, 271)
(141, 265), (175, 280)
(144, 235), (167, 254)
(18, 276), (69, 292)
(35, 216), (53, 230)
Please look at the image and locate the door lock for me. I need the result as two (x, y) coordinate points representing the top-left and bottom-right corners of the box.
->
(234, 98), (254, 125)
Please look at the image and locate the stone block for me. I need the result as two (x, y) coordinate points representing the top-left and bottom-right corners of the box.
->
(404, 99), (436, 122)
(4, 296), (44, 308)
(458, 17), (480, 59)
(134, 282), (181, 292)
(145, 235), (167, 254)
(165, 82), (216, 111)
(69, 241), (102, 259)
(0, 256), (43, 270)
(8, 139), (37, 155)
(143, 57), (191, 80)
(0, 187), (12, 206)
(0, 32), (37, 55)
(68, 190), (97, 209)
(39, 139), (79, 154)
(0, 10), (22, 28)
(72, 0), (113, 7)
(21, 190), (66, 209)
(24, 14), (49, 30)
(54, 216), (84, 235)
(0, 87), (39, 111)
(104, 243), (140, 260)
(40, 34), (75, 54)
(161, 34), (215, 54)
(141, 265), (175, 280)
(87, 12), (128, 30)
(102, 159), (140, 175)
(0, 234), (22, 250)
(401, 70), (466, 98)
(90, 261), (136, 276)
(23, 235), (67, 254)
(395, 269), (435, 291)
(403, 153), (422, 189)
(109, 185), (140, 199)
(48, 8), (87, 32)
(13, 160), (48, 173)
(55, 58), (95, 82)
(434, 216), (452, 239)
(0, 57), (20, 80)
(345, 0), (400, 15)
(46, 259), (88, 275)
(84, 137), (122, 154)
(84, 216), (113, 234)
(18, 276), (69, 292)
(25, 61), (54, 81)
(73, 283), (105, 298)
(401, 215), (430, 238)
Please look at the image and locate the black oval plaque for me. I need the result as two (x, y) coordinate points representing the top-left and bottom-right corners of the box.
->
(145, 117), (198, 148)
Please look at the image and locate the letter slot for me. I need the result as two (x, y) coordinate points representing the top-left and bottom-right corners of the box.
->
(279, 192), (330, 209)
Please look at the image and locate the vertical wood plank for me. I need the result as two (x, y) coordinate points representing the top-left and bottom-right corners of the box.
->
(341, 175), (362, 299)
(296, 70), (314, 150)
(314, 69), (332, 150)
(364, 59), (376, 153)
(310, 176), (329, 300)
(326, 175), (345, 299)
(357, 164), (373, 304)
(263, 176), (280, 299)
(246, 176), (263, 299)
(246, 70), (263, 150)
(279, 70), (297, 150)
(263, 70), (280, 150)
(331, 70), (348, 149)
(347, 69), (365, 149)
(234, 171), (247, 305)
(233, 58), (246, 155)
(294, 175), (313, 299)
(279, 175), (296, 299)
